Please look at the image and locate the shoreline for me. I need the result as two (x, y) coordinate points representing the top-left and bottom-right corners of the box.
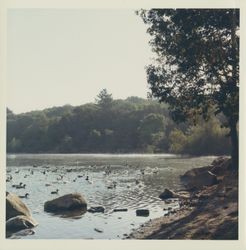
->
(127, 157), (238, 240)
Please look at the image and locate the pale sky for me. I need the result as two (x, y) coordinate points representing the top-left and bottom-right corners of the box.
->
(7, 9), (154, 114)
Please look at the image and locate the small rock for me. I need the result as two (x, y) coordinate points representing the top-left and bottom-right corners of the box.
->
(136, 209), (149, 217)
(113, 208), (128, 212)
(159, 189), (176, 200)
(88, 206), (105, 213)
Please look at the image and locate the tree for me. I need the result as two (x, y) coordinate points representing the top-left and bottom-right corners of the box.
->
(138, 9), (239, 169)
(137, 113), (166, 151)
(95, 89), (113, 110)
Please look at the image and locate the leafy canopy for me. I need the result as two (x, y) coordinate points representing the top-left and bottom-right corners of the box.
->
(138, 9), (239, 126)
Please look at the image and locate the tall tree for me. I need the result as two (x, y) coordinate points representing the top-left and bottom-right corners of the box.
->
(95, 89), (113, 110)
(138, 9), (239, 169)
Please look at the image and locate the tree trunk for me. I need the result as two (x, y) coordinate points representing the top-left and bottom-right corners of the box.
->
(229, 10), (239, 171)
(230, 121), (238, 170)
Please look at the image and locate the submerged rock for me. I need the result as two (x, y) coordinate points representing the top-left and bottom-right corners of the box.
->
(6, 192), (31, 220)
(44, 193), (87, 213)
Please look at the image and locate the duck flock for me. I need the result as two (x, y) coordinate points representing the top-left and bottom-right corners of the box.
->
(6, 163), (163, 202)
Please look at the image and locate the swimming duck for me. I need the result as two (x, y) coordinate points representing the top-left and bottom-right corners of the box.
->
(16, 183), (26, 189)
(51, 189), (59, 194)
(19, 193), (29, 198)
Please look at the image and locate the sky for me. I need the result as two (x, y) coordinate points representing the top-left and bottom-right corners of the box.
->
(7, 9), (154, 114)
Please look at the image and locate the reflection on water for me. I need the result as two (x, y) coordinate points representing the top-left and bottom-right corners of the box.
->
(6, 154), (216, 239)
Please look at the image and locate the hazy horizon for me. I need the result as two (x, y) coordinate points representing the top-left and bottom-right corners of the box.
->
(7, 9), (154, 114)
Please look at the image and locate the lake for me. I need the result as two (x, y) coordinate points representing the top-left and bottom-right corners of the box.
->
(6, 153), (217, 239)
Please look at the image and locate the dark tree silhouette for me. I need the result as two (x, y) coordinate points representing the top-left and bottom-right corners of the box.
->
(138, 9), (239, 169)
(95, 89), (113, 110)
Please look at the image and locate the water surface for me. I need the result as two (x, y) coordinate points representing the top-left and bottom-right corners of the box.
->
(6, 153), (216, 239)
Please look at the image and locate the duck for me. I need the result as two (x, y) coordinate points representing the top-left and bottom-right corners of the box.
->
(6, 175), (12, 182)
(16, 183), (26, 189)
(51, 189), (59, 194)
(57, 175), (63, 181)
(152, 167), (159, 174)
(107, 181), (117, 189)
(19, 193), (29, 198)
(12, 182), (24, 188)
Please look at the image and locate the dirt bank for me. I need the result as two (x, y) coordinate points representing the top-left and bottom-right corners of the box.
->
(127, 157), (238, 239)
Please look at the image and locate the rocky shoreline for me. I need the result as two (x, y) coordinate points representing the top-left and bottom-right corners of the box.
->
(127, 157), (238, 239)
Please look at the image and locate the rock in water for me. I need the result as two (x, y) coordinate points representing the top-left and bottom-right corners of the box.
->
(136, 209), (149, 217)
(6, 192), (31, 220)
(113, 208), (128, 212)
(159, 188), (176, 200)
(88, 206), (105, 213)
(6, 215), (38, 232)
(44, 193), (87, 213)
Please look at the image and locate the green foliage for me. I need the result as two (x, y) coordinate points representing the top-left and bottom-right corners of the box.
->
(137, 113), (166, 150)
(95, 89), (113, 110)
(169, 117), (231, 155)
(169, 129), (187, 154)
(7, 90), (231, 155)
(138, 9), (239, 166)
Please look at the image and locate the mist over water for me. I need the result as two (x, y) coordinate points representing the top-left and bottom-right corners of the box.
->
(6, 154), (216, 239)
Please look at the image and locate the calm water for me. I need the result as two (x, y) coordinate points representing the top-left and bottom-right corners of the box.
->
(6, 154), (216, 239)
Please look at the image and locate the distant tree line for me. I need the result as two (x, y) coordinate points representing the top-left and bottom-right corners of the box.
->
(7, 90), (231, 155)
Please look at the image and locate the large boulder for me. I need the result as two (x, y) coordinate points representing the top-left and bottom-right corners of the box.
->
(6, 215), (38, 232)
(181, 165), (212, 180)
(44, 193), (87, 213)
(211, 158), (231, 175)
(181, 170), (218, 189)
(211, 156), (229, 166)
(6, 192), (31, 220)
